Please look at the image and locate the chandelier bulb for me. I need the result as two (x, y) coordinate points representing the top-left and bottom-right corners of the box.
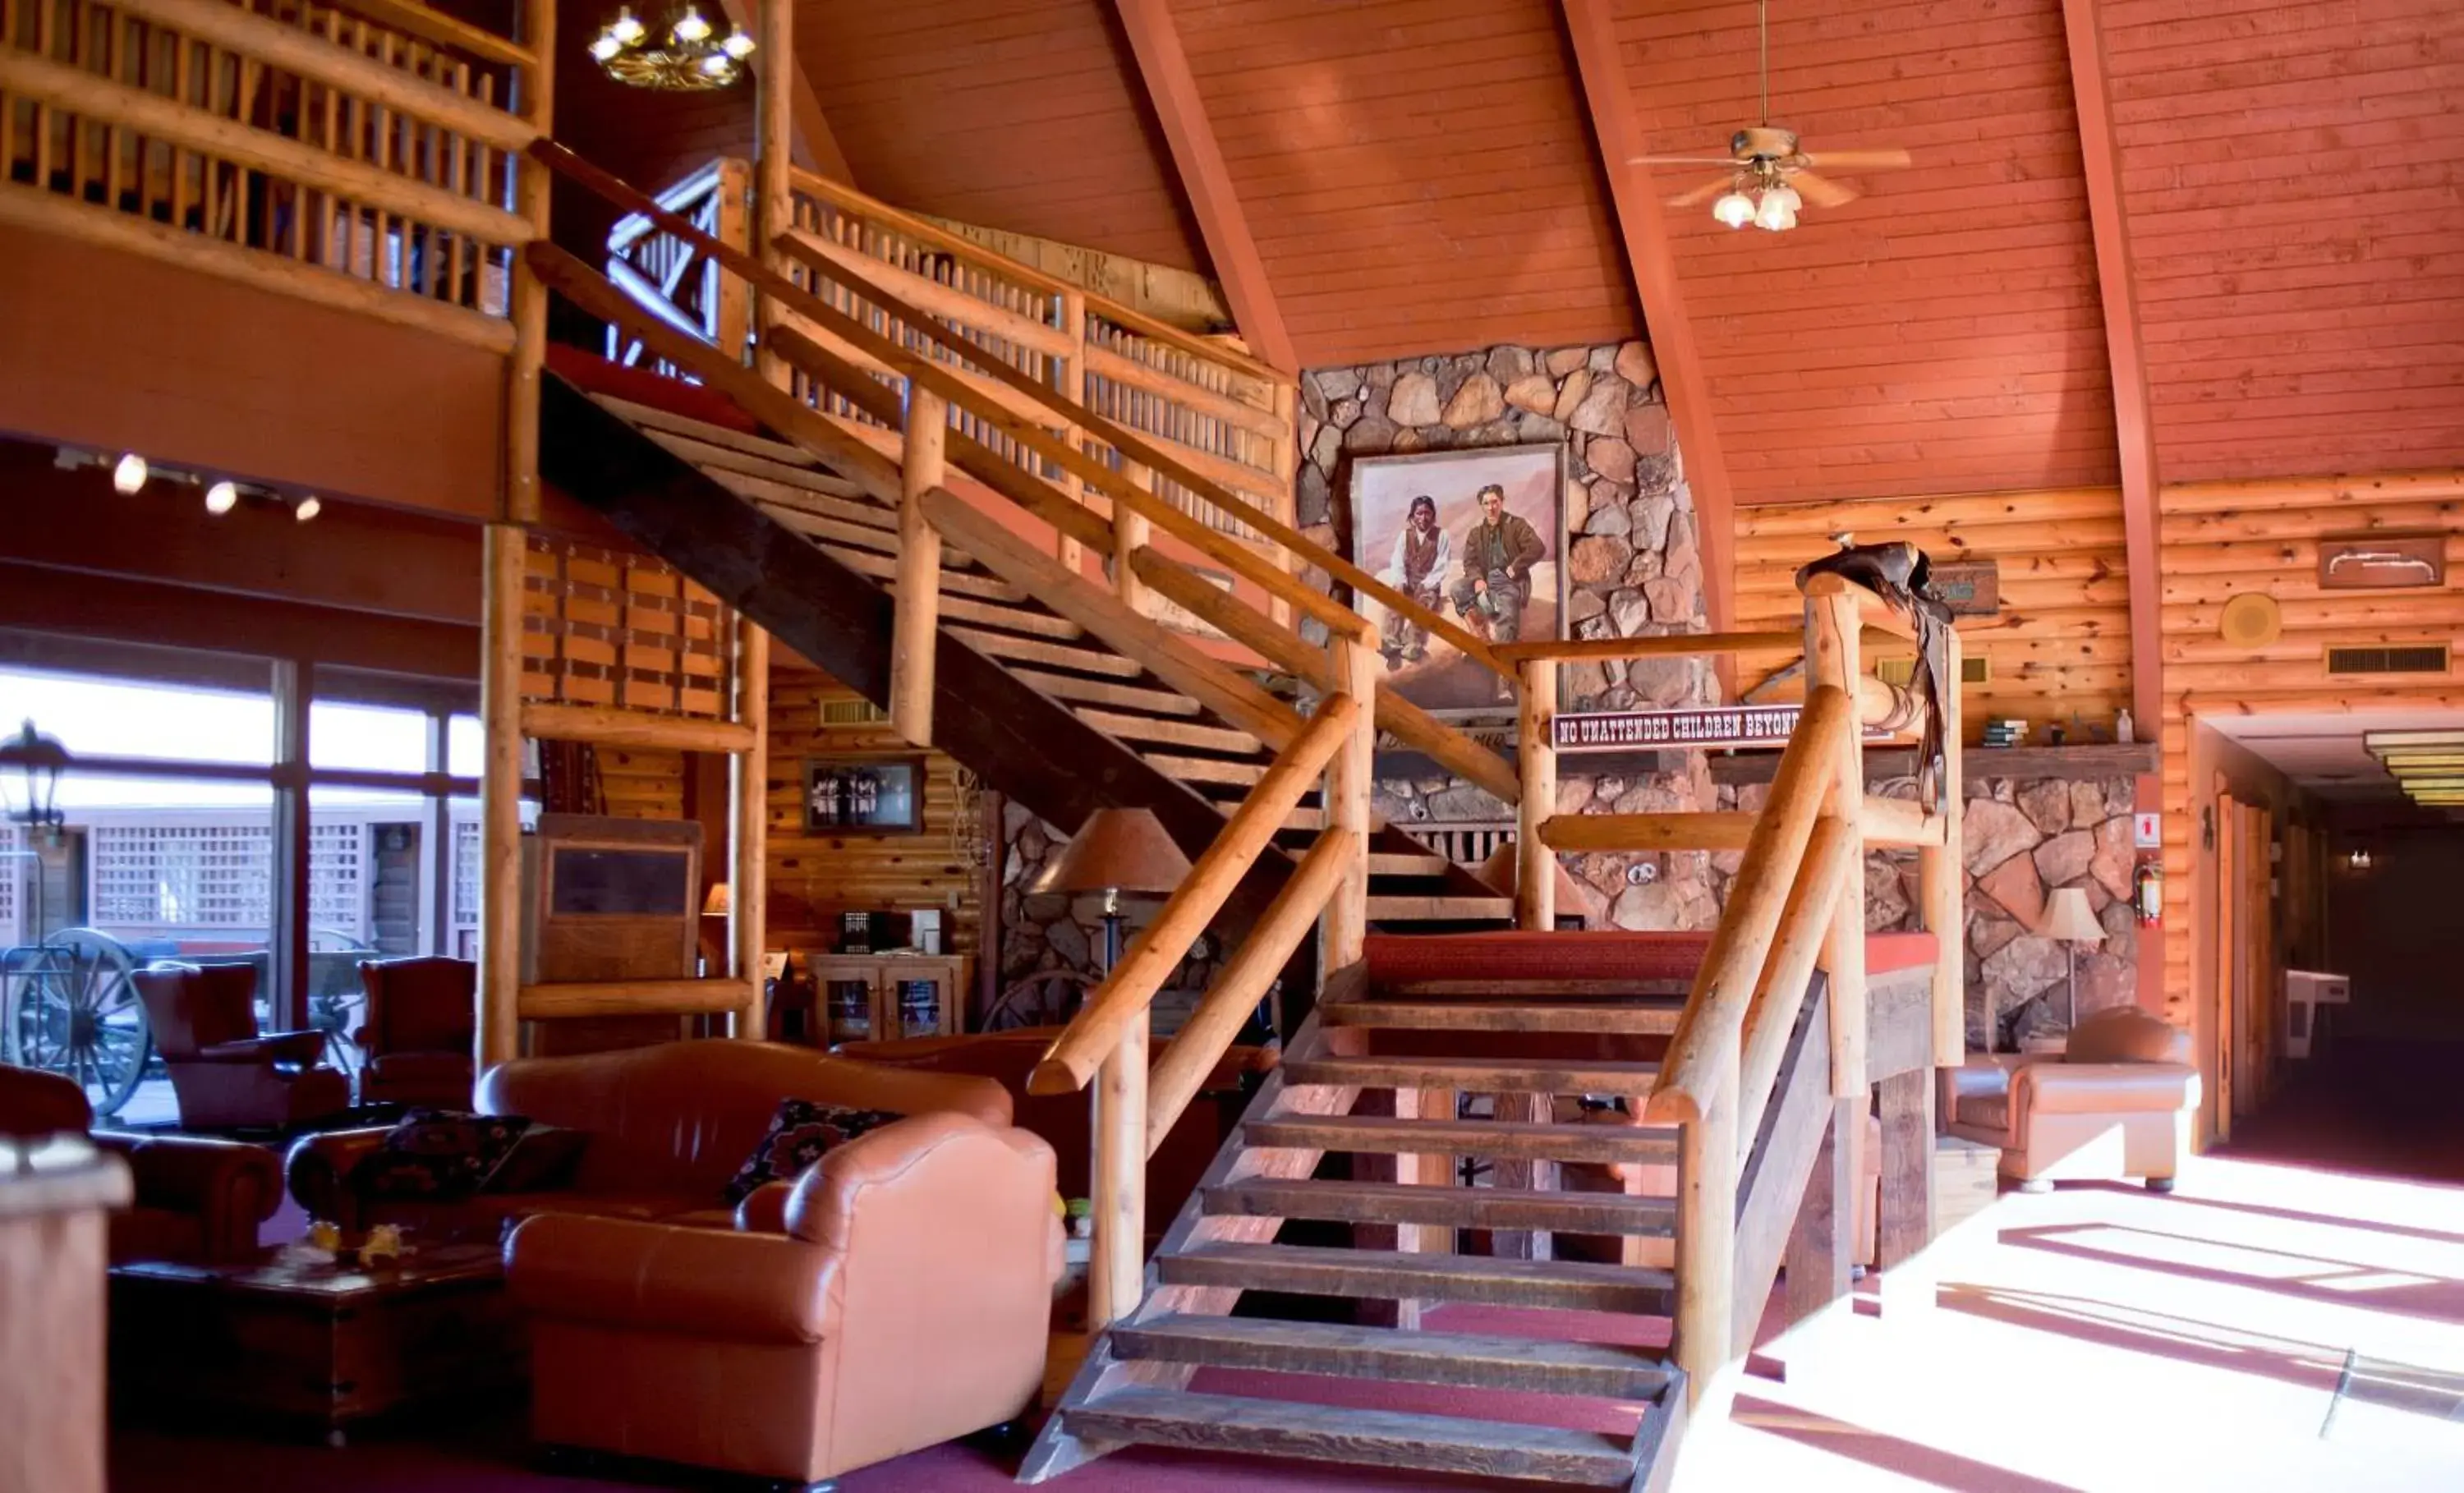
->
(610, 7), (645, 41)
(295, 495), (322, 522)
(112, 452), (148, 494)
(673, 6), (710, 41)
(697, 52), (731, 76)
(590, 30), (622, 59)
(204, 480), (238, 515)
(721, 30), (755, 58)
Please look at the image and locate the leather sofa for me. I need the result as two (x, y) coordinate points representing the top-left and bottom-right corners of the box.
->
(834, 1027), (1271, 1236)
(508, 1110), (1062, 1489)
(1942, 1004), (2200, 1191)
(287, 1038), (1014, 1234)
(0, 1063), (280, 1262)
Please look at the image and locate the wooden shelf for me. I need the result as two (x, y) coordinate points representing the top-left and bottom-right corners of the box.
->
(1708, 741), (2156, 787)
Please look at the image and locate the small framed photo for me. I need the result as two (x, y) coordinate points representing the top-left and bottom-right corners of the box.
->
(802, 755), (926, 834)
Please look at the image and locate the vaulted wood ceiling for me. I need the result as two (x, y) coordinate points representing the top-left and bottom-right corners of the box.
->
(715, 0), (2464, 503)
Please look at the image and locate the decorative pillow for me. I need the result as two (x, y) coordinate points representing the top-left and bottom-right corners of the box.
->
(722, 1099), (905, 1206)
(352, 1109), (532, 1204)
(478, 1123), (591, 1195)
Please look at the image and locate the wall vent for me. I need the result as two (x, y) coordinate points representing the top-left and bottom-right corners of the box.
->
(2325, 645), (2450, 677)
(1877, 655), (1991, 686)
(820, 697), (891, 726)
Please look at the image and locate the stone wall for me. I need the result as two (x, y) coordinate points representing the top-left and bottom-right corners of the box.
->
(1298, 341), (1722, 932)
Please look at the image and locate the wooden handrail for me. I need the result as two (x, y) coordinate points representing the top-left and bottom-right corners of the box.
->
(1491, 630), (1804, 664)
(109, 0), (537, 147)
(1144, 829), (1352, 1150)
(1540, 811), (1758, 852)
(329, 0), (536, 67)
(1732, 815), (1857, 1147)
(1645, 684), (1851, 1124)
(0, 51), (533, 247)
(1028, 693), (1360, 1096)
(532, 140), (1503, 682)
(787, 164), (1289, 387)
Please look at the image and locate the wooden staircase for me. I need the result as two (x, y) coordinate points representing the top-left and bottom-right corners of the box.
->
(1024, 953), (1731, 1490)
(548, 370), (1514, 936)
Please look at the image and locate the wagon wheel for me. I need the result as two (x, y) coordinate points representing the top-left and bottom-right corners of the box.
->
(10, 929), (150, 1119)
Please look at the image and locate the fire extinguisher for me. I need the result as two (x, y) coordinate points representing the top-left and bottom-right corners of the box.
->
(2133, 860), (2163, 926)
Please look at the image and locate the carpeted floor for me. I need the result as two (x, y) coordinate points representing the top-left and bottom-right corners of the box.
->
(115, 1073), (2464, 1493)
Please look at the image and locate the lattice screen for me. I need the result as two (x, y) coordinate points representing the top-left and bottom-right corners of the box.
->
(522, 538), (733, 717)
(0, 825), (17, 949)
(452, 819), (481, 950)
(309, 822), (366, 939)
(94, 823), (274, 927)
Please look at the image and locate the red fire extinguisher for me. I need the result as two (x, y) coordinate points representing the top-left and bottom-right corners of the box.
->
(2133, 860), (2163, 926)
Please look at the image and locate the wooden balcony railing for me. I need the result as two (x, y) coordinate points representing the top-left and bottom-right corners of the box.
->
(0, 0), (544, 347)
(605, 154), (746, 375)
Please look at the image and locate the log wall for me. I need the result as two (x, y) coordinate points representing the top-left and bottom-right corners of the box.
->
(1735, 487), (2134, 737)
(2156, 478), (2464, 1030)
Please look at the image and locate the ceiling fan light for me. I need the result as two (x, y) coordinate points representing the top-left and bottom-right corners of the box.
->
(1712, 190), (1756, 229)
(1754, 183), (1801, 231)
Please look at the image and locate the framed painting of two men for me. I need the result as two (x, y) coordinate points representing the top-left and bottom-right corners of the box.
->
(1348, 443), (1566, 710)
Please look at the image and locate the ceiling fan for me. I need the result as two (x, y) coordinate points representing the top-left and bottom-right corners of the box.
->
(1628, 1), (1913, 231)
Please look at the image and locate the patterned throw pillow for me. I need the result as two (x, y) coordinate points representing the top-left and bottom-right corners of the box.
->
(722, 1099), (905, 1206)
(353, 1108), (534, 1203)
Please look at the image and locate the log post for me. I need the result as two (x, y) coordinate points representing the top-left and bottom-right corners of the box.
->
(1804, 579), (1868, 1104)
(1920, 627), (1966, 1065)
(1115, 460), (1153, 613)
(752, 0), (792, 386)
(711, 157), (752, 361)
(1672, 1078), (1736, 1407)
(477, 524), (526, 1070)
(1515, 659), (1555, 930)
(502, 0), (554, 526)
(1087, 1012), (1148, 1331)
(730, 615), (770, 1037)
(1322, 633), (1377, 970)
(889, 386), (948, 746)
(1266, 379), (1297, 630)
(1055, 287), (1088, 579)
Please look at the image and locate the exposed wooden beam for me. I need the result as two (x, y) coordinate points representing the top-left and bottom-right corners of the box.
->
(716, 0), (853, 181)
(1560, 0), (1736, 634)
(2061, 0), (2160, 739)
(1110, 0), (1296, 374)
(2060, 0), (2163, 1013)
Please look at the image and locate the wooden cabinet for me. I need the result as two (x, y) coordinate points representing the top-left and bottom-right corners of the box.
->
(800, 953), (969, 1044)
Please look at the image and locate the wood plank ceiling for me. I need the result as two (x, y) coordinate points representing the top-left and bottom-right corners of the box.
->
(1614, 0), (2118, 507)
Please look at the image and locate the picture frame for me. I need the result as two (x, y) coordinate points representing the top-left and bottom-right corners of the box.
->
(1347, 443), (1567, 712)
(2317, 534), (2445, 590)
(802, 755), (926, 834)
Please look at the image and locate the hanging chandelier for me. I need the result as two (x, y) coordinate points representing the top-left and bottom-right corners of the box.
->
(590, 6), (753, 90)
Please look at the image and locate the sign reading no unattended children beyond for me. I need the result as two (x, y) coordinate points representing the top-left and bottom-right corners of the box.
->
(1554, 705), (1811, 753)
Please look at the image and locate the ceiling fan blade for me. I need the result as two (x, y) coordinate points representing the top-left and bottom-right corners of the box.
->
(1789, 169), (1859, 209)
(1666, 176), (1739, 208)
(1800, 147), (1913, 171)
(1628, 154), (1749, 167)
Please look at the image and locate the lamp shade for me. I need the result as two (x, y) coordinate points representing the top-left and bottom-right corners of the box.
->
(1034, 807), (1192, 897)
(702, 882), (732, 916)
(2040, 885), (2103, 944)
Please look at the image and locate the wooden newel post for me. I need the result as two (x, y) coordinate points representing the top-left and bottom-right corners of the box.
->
(1087, 1015), (1148, 1331)
(890, 386), (948, 746)
(1515, 659), (1556, 930)
(731, 617), (770, 1037)
(1323, 634), (1377, 970)
(1672, 1074), (1736, 1406)
(477, 524), (526, 1071)
(752, 0), (793, 386)
(1920, 628), (1966, 1065)
(1115, 461), (1154, 613)
(1804, 580), (1868, 1103)
(1055, 287), (1089, 579)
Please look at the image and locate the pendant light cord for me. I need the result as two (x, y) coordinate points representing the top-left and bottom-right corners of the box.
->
(1758, 0), (1770, 126)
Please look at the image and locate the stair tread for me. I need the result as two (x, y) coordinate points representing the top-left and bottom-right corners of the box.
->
(946, 625), (1148, 678)
(1324, 999), (1683, 1035)
(1207, 1178), (1676, 1234)
(1243, 1114), (1678, 1164)
(1367, 850), (1451, 875)
(1283, 1054), (1662, 1095)
(1365, 894), (1515, 921)
(1112, 1314), (1673, 1396)
(1072, 707), (1261, 755)
(1159, 1243), (1676, 1313)
(816, 544), (1027, 603)
(1009, 667), (1202, 718)
(1381, 977), (1697, 999)
(1147, 751), (1271, 786)
(1064, 1388), (1638, 1486)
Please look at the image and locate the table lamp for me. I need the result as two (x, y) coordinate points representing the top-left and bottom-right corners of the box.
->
(2040, 885), (2106, 1030)
(1032, 807), (1193, 973)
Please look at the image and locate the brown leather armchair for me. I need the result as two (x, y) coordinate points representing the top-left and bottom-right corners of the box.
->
(508, 1112), (1063, 1490)
(1942, 1004), (2200, 1192)
(0, 1063), (280, 1261)
(131, 963), (351, 1130)
(288, 1038), (1015, 1235)
(354, 956), (476, 1109)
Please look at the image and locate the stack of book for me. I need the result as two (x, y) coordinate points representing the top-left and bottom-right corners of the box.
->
(1981, 718), (2030, 748)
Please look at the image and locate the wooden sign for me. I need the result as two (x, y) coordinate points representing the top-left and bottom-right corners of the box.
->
(2319, 534), (2445, 589)
(1929, 558), (2001, 616)
(1556, 704), (1811, 752)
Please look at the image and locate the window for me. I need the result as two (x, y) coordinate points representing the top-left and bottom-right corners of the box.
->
(309, 700), (430, 774)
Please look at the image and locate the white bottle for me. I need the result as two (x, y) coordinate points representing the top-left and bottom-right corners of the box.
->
(2116, 708), (2135, 745)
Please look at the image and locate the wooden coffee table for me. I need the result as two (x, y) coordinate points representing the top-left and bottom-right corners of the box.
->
(109, 1238), (523, 1444)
